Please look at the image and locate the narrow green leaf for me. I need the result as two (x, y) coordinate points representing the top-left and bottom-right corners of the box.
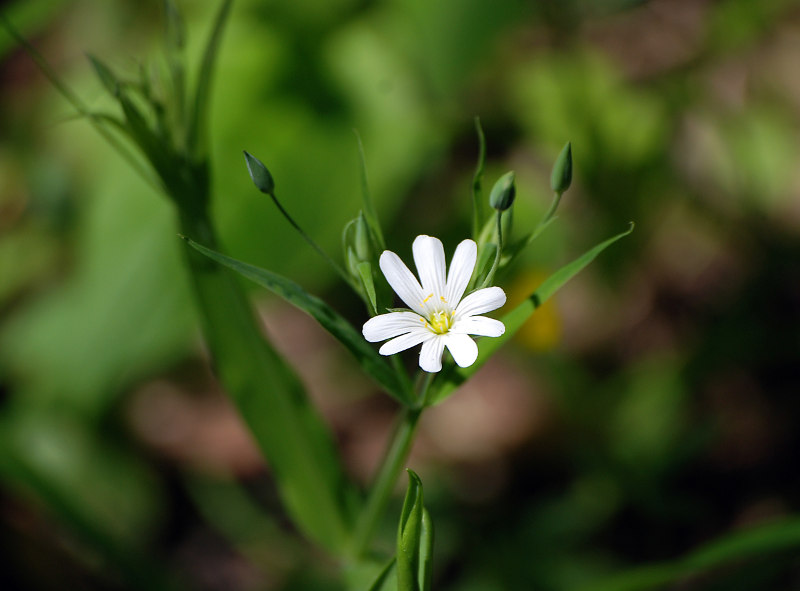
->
(180, 216), (354, 553)
(163, 0), (185, 51)
(184, 237), (411, 405)
(467, 242), (496, 292)
(367, 558), (398, 591)
(186, 0), (232, 160)
(354, 130), (386, 251)
(579, 516), (800, 591)
(397, 470), (425, 591)
(357, 261), (378, 316)
(428, 223), (634, 405)
(87, 54), (120, 96)
(419, 508), (434, 591)
(472, 116), (487, 240)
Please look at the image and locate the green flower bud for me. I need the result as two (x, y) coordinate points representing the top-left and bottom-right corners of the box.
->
(343, 212), (374, 266)
(550, 141), (572, 194)
(243, 150), (275, 196)
(489, 171), (516, 211)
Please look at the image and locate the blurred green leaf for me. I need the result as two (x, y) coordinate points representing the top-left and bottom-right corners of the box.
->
(0, 186), (194, 418)
(368, 559), (398, 591)
(87, 54), (120, 96)
(184, 236), (411, 404)
(0, 0), (69, 56)
(0, 410), (177, 591)
(579, 516), (800, 591)
(186, 0), (232, 161)
(344, 557), (397, 591)
(471, 116), (487, 240)
(429, 223), (634, 405)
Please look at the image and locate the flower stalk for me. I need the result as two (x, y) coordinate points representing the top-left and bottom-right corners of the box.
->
(350, 406), (423, 559)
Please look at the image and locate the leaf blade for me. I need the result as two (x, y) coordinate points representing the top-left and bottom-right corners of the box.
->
(184, 237), (411, 405)
(429, 223), (634, 405)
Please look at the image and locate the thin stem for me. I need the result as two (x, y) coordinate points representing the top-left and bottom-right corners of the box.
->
(268, 190), (357, 290)
(540, 191), (563, 229)
(354, 129), (385, 251)
(471, 116), (487, 241)
(415, 370), (435, 408)
(391, 356), (414, 400)
(481, 210), (504, 288)
(350, 406), (422, 558)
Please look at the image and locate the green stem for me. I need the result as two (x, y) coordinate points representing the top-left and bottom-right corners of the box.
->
(268, 190), (357, 290)
(540, 190), (563, 229)
(350, 406), (423, 558)
(481, 210), (504, 288)
(471, 116), (487, 241)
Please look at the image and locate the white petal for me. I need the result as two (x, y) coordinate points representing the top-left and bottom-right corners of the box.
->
(379, 329), (434, 356)
(450, 316), (505, 337)
(412, 235), (446, 304)
(419, 337), (445, 373)
(445, 239), (477, 307)
(379, 250), (426, 312)
(455, 286), (507, 318)
(363, 311), (425, 342)
(443, 333), (479, 368)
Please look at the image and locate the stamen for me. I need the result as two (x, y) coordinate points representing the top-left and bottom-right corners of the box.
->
(428, 309), (453, 335)
(422, 293), (434, 303)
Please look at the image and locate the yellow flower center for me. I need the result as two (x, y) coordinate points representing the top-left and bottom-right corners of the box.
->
(428, 310), (453, 335)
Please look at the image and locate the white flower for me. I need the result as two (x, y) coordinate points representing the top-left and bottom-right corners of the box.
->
(363, 235), (506, 373)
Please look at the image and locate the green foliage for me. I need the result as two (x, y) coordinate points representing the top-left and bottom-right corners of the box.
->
(429, 223), (634, 405)
(184, 236), (411, 405)
(396, 470), (434, 591)
(580, 517), (800, 591)
(3, 0), (800, 588)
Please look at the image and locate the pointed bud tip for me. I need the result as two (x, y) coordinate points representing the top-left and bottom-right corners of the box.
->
(243, 150), (275, 195)
(550, 141), (572, 194)
(489, 170), (516, 211)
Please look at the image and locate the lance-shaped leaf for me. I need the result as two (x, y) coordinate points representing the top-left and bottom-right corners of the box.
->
(396, 470), (434, 591)
(184, 237), (412, 405)
(180, 222), (355, 552)
(428, 223), (634, 405)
